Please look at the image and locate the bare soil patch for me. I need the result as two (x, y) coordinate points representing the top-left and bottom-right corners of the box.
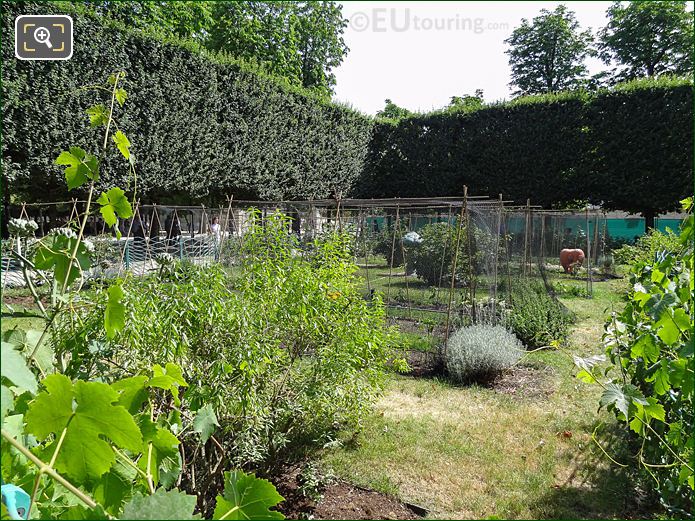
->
(275, 466), (421, 520)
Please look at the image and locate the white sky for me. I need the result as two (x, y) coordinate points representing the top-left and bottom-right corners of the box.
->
(332, 1), (613, 114)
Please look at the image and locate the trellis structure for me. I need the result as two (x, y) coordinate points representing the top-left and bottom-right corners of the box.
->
(2, 194), (610, 357)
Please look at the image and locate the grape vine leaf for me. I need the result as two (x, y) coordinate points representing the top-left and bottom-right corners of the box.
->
(121, 488), (200, 520)
(1, 341), (38, 394)
(105, 283), (126, 339)
(113, 131), (131, 160)
(1, 385), (13, 419)
(111, 376), (149, 414)
(25, 374), (142, 481)
(115, 88), (127, 107)
(645, 360), (671, 395)
(599, 382), (647, 419)
(33, 234), (91, 288)
(58, 504), (109, 519)
(3, 328), (54, 375)
(138, 420), (179, 487)
(55, 147), (99, 190)
(92, 469), (130, 515)
(193, 403), (219, 444)
(97, 187), (133, 228)
(212, 471), (285, 520)
(630, 335), (659, 364)
(148, 363), (187, 406)
(656, 315), (680, 345)
(86, 104), (108, 127)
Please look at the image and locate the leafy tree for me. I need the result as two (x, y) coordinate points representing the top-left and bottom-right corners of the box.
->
(294, 1), (349, 92)
(66, 1), (213, 39)
(376, 99), (413, 119)
(207, 1), (348, 96)
(448, 90), (485, 111)
(505, 5), (595, 95)
(598, 1), (694, 79)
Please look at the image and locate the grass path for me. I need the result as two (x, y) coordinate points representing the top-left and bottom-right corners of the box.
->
(321, 278), (649, 519)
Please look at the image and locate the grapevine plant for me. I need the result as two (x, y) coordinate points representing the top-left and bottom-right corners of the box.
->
(1, 74), (284, 519)
(575, 198), (694, 516)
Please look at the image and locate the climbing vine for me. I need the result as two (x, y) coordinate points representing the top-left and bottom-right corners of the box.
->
(1, 73), (284, 520)
(575, 198), (694, 516)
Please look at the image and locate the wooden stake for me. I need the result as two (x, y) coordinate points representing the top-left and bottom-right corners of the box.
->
(444, 186), (468, 351)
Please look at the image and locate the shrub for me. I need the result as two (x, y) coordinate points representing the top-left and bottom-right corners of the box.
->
(612, 228), (683, 265)
(508, 281), (573, 348)
(372, 222), (408, 268)
(3, 2), (372, 204)
(51, 211), (391, 472)
(406, 221), (502, 287)
(445, 324), (522, 383)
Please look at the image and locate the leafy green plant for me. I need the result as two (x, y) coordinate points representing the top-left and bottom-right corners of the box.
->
(612, 228), (683, 266)
(507, 281), (574, 348)
(575, 198), (693, 516)
(407, 222), (495, 286)
(445, 325), (522, 383)
(50, 210), (391, 492)
(1, 74), (287, 519)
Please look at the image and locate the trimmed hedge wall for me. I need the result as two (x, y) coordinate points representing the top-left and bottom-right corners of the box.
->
(358, 79), (693, 218)
(3, 2), (692, 216)
(2, 2), (373, 204)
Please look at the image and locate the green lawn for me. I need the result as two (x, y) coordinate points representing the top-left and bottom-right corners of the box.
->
(320, 276), (647, 519)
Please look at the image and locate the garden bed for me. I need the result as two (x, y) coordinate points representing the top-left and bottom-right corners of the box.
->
(274, 466), (423, 520)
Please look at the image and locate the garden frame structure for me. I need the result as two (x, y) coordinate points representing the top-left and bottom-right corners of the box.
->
(3, 194), (608, 354)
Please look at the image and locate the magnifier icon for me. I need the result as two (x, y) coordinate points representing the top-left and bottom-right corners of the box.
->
(33, 26), (53, 48)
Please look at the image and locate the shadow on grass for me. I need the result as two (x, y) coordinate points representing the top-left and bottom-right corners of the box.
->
(528, 422), (658, 519)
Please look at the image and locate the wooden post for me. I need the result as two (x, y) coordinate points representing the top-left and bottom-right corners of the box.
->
(39, 207), (45, 236)
(466, 197), (476, 303)
(386, 205), (400, 305)
(360, 208), (372, 295)
(585, 206), (592, 297)
(522, 199), (530, 276)
(444, 186), (468, 351)
(492, 194), (503, 321)
(503, 196), (513, 306)
(593, 211), (600, 266)
(539, 212), (546, 270)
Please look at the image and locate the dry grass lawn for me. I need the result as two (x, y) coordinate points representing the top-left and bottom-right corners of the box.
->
(321, 277), (652, 519)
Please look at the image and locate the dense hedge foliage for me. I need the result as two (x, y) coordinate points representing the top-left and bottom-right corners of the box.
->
(358, 78), (693, 218)
(3, 3), (691, 218)
(2, 2), (373, 205)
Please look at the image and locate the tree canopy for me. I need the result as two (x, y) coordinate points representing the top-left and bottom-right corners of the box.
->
(375, 99), (413, 120)
(598, 0), (694, 80)
(205, 1), (348, 97)
(60, 0), (349, 97)
(505, 5), (594, 95)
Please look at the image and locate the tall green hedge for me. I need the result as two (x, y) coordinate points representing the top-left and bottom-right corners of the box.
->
(358, 78), (693, 219)
(2, 2), (373, 205)
(3, 2), (692, 217)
